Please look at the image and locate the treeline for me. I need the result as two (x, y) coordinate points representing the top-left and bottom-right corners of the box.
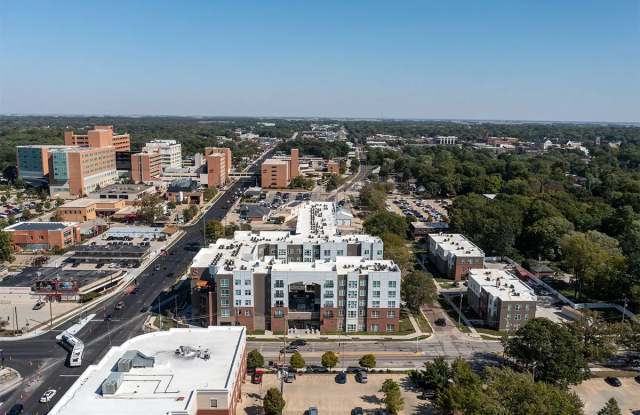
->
(0, 116), (312, 170)
(345, 120), (640, 143)
(276, 138), (351, 159)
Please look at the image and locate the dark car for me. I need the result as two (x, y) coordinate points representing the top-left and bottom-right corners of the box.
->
(306, 365), (328, 373)
(635, 375), (640, 384)
(352, 408), (364, 415)
(435, 318), (447, 326)
(605, 376), (622, 387)
(346, 366), (361, 374)
(8, 403), (24, 415)
(280, 345), (299, 354)
(336, 371), (347, 384)
(140, 305), (149, 313)
(290, 339), (307, 347)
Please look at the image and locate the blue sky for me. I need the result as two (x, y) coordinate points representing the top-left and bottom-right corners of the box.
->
(1, 0), (638, 121)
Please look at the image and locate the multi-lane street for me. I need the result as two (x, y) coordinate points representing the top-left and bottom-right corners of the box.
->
(0, 150), (272, 414)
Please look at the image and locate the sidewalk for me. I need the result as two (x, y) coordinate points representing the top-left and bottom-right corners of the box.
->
(0, 367), (22, 396)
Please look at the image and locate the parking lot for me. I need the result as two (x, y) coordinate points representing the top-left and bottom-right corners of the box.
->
(239, 373), (429, 415)
(573, 377), (640, 414)
(387, 196), (448, 223)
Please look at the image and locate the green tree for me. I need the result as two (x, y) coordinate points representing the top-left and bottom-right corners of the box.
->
(401, 270), (437, 312)
(380, 379), (404, 414)
(205, 220), (225, 242)
(182, 205), (199, 222)
(203, 187), (218, 201)
(560, 231), (625, 300)
(321, 351), (338, 369)
(410, 356), (451, 393)
(138, 194), (164, 225)
(263, 387), (286, 415)
(503, 318), (590, 385)
(523, 215), (573, 260)
(566, 310), (618, 361)
(247, 349), (264, 371)
(381, 233), (412, 272)
(325, 174), (339, 191)
(0, 230), (14, 263)
(289, 351), (305, 370)
(363, 210), (407, 238)
(359, 354), (376, 369)
(359, 183), (386, 211)
(597, 398), (621, 415)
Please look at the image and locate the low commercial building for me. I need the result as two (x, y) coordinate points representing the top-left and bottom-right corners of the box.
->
(4, 222), (80, 251)
(166, 179), (204, 205)
(90, 184), (156, 204)
(190, 202), (400, 333)
(467, 268), (537, 331)
(427, 233), (484, 281)
(57, 198), (126, 222)
(239, 203), (270, 222)
(49, 327), (247, 415)
(48, 146), (118, 198)
(260, 148), (299, 188)
(131, 151), (162, 184)
(327, 160), (340, 175)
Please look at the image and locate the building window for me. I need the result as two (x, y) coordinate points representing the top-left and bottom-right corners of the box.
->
(245, 310), (251, 316)
(274, 290), (284, 298)
(338, 300), (345, 307)
(245, 300), (251, 306)
(339, 279), (346, 287)
(388, 301), (396, 308)
(209, 399), (218, 408)
(348, 291), (357, 298)
(372, 301), (380, 308)
(371, 324), (380, 332)
(348, 301), (357, 308)
(515, 314), (521, 321)
(324, 291), (334, 298)
(359, 289), (366, 296)
(348, 280), (357, 288)
(274, 280), (284, 288)
(234, 279), (241, 286)
(388, 281), (397, 288)
(324, 310), (334, 318)
(373, 291), (380, 298)
(245, 290), (252, 296)
(324, 301), (334, 308)
(235, 300), (242, 306)
(515, 304), (521, 311)
(372, 280), (380, 288)
(371, 311), (380, 318)
(359, 279), (367, 287)
(219, 279), (229, 288)
(274, 310), (284, 317)
(358, 308), (365, 317)
(337, 250), (344, 256)
(386, 324), (395, 332)
(324, 280), (334, 288)
(338, 309), (344, 316)
(338, 289), (345, 297)
(221, 309), (230, 317)
(221, 289), (230, 297)
(347, 324), (356, 332)
(387, 310), (396, 319)
(388, 291), (396, 298)
(324, 249), (331, 256)
(348, 310), (357, 318)
(220, 299), (230, 307)
(235, 289), (241, 296)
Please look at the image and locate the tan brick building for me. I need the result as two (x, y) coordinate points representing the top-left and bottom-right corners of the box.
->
(49, 146), (118, 198)
(260, 148), (300, 188)
(5, 222), (81, 251)
(204, 147), (231, 188)
(131, 151), (162, 184)
(57, 198), (126, 222)
(64, 125), (131, 152)
(327, 160), (340, 175)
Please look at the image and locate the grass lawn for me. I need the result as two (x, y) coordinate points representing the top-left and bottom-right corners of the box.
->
(152, 316), (177, 330)
(434, 278), (457, 289)
(414, 309), (433, 334)
(397, 309), (415, 335)
(475, 327), (508, 338)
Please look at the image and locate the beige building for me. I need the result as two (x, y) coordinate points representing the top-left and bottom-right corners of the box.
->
(260, 148), (300, 188)
(49, 146), (118, 198)
(327, 160), (340, 175)
(57, 198), (126, 222)
(131, 151), (162, 184)
(204, 147), (231, 188)
(64, 125), (131, 152)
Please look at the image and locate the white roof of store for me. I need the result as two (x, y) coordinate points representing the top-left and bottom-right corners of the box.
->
(468, 269), (536, 302)
(295, 201), (337, 237)
(49, 327), (246, 415)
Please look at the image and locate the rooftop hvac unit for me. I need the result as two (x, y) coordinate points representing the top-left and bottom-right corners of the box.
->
(101, 373), (123, 395)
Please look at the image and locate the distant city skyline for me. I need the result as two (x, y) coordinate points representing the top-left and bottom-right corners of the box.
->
(1, 0), (638, 122)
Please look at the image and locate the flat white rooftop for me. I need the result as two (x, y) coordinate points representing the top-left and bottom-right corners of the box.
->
(295, 201), (337, 237)
(429, 233), (484, 257)
(49, 326), (246, 415)
(468, 268), (536, 302)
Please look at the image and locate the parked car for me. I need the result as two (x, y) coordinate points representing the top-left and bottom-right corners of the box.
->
(139, 305), (149, 313)
(285, 371), (296, 383)
(39, 389), (57, 403)
(346, 366), (362, 374)
(435, 318), (447, 326)
(352, 408), (364, 415)
(605, 376), (622, 387)
(355, 371), (368, 383)
(307, 406), (318, 415)
(306, 365), (328, 373)
(33, 300), (45, 310)
(251, 369), (264, 384)
(336, 371), (347, 384)
(115, 301), (125, 310)
(634, 375), (640, 384)
(280, 345), (299, 354)
(290, 339), (307, 347)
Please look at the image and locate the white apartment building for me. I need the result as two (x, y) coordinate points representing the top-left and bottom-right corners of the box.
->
(49, 326), (247, 415)
(142, 139), (182, 169)
(189, 202), (401, 334)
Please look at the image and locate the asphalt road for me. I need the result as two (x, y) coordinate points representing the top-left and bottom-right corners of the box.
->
(0, 149), (272, 415)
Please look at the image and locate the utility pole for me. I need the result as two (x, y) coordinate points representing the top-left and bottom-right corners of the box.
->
(622, 297), (629, 322)
(458, 293), (463, 326)
(14, 306), (18, 335)
(49, 297), (53, 329)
